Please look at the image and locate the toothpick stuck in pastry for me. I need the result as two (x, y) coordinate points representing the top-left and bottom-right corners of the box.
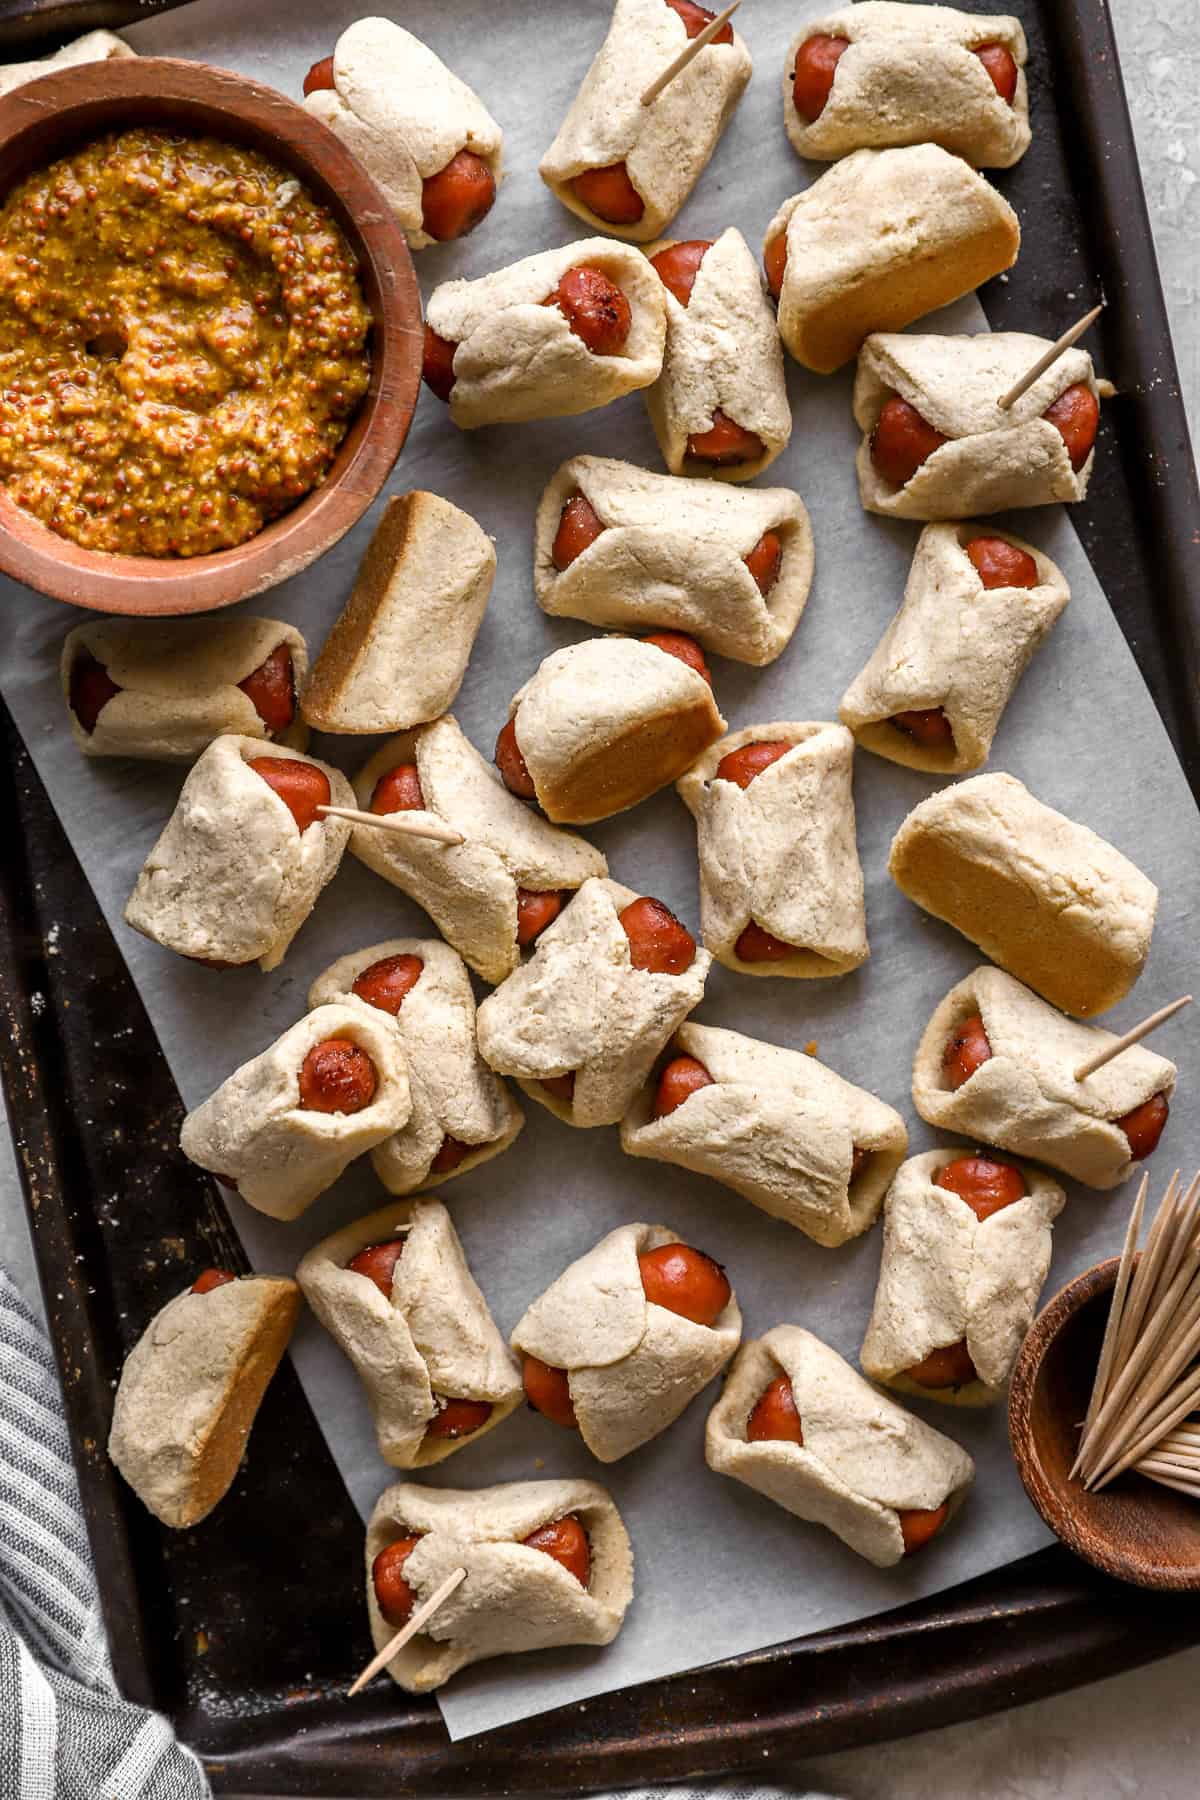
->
(316, 803), (465, 847)
(997, 303), (1104, 410)
(347, 1564), (468, 1697)
(640, 1), (742, 107)
(1074, 995), (1192, 1082)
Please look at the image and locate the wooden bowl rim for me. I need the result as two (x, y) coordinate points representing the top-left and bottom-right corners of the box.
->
(1009, 1255), (1200, 1591)
(0, 55), (422, 616)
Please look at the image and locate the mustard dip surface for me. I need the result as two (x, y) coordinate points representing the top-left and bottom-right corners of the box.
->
(0, 127), (372, 557)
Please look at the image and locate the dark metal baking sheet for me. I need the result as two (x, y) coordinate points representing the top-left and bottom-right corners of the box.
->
(0, 0), (1197, 1791)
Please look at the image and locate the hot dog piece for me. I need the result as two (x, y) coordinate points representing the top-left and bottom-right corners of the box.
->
(1044, 382), (1100, 472)
(522, 1355), (579, 1429)
(870, 396), (948, 487)
(246, 756), (330, 833)
(298, 1039), (378, 1115)
(346, 1237), (407, 1299)
(618, 897), (697, 974)
(890, 707), (955, 751)
(641, 630), (712, 685)
(666, 0), (734, 42)
(964, 535), (1039, 590)
(522, 1514), (590, 1587)
(899, 1502), (948, 1555)
(653, 1054), (713, 1117)
(942, 1014), (992, 1090)
(238, 643), (296, 735)
(430, 1135), (471, 1176)
(1117, 1092), (1169, 1160)
(791, 33), (850, 123)
(495, 718), (537, 799)
(371, 763), (424, 814)
(649, 239), (713, 308)
(352, 953), (425, 1015)
(191, 1269), (236, 1295)
(422, 326), (458, 402)
(734, 921), (796, 963)
(541, 1072), (577, 1104)
(936, 1154), (1026, 1221)
(746, 1373), (803, 1444)
(974, 42), (1018, 105)
(715, 739), (792, 789)
(546, 265), (634, 355)
(421, 149), (496, 243)
(687, 408), (765, 468)
(570, 164), (645, 227)
(303, 54), (335, 96)
(744, 530), (783, 596)
(850, 1146), (870, 1182)
(764, 233), (788, 300)
(69, 650), (121, 734)
(372, 1537), (421, 1628)
(553, 492), (605, 570)
(906, 1339), (977, 1389)
(425, 1397), (493, 1440)
(516, 888), (564, 946)
(638, 1242), (731, 1327)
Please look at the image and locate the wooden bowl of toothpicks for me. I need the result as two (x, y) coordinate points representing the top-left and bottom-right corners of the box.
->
(1010, 1254), (1200, 1590)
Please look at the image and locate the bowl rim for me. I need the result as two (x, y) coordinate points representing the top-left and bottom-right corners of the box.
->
(1009, 1254), (1200, 1592)
(0, 55), (423, 615)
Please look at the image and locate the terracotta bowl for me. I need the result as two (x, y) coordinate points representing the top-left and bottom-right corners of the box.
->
(1009, 1256), (1200, 1591)
(0, 57), (422, 615)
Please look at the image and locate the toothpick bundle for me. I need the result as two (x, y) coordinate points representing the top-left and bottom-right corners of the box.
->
(1074, 1171), (1200, 1496)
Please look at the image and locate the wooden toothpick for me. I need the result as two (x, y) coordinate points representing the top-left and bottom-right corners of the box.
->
(347, 1565), (467, 1697)
(997, 303), (1104, 410)
(641, 1), (741, 106)
(317, 804), (464, 848)
(1074, 995), (1192, 1082)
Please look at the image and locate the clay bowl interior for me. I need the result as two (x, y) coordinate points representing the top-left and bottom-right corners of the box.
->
(1009, 1256), (1200, 1591)
(0, 57), (423, 615)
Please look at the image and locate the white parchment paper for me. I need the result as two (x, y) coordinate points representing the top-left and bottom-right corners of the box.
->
(1, 0), (1198, 1744)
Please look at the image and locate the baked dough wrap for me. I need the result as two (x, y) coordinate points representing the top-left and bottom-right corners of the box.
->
(107, 1275), (300, 1529)
(764, 145), (1019, 374)
(477, 877), (711, 1128)
(539, 0), (752, 243)
(622, 1022), (906, 1246)
(301, 493), (494, 734)
(855, 331), (1100, 517)
(297, 1199), (522, 1467)
(511, 1222), (741, 1462)
(889, 772), (1157, 1017)
(123, 735), (352, 972)
(302, 18), (502, 251)
(350, 717), (606, 986)
(366, 1478), (633, 1691)
(783, 4), (1030, 169)
(180, 1003), (411, 1220)
(535, 457), (813, 666)
(62, 615), (308, 760)
(0, 29), (134, 99)
(912, 967), (1176, 1190)
(645, 228), (791, 482)
(308, 940), (524, 1192)
(505, 635), (726, 824)
(705, 1326), (974, 1567)
(677, 721), (868, 978)
(860, 1151), (1065, 1406)
(838, 523), (1070, 773)
(426, 239), (666, 429)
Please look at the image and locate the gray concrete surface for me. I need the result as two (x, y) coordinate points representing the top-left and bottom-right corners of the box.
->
(0, 0), (1195, 1790)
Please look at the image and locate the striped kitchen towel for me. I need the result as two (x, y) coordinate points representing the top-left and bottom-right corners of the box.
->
(0, 1265), (210, 1800)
